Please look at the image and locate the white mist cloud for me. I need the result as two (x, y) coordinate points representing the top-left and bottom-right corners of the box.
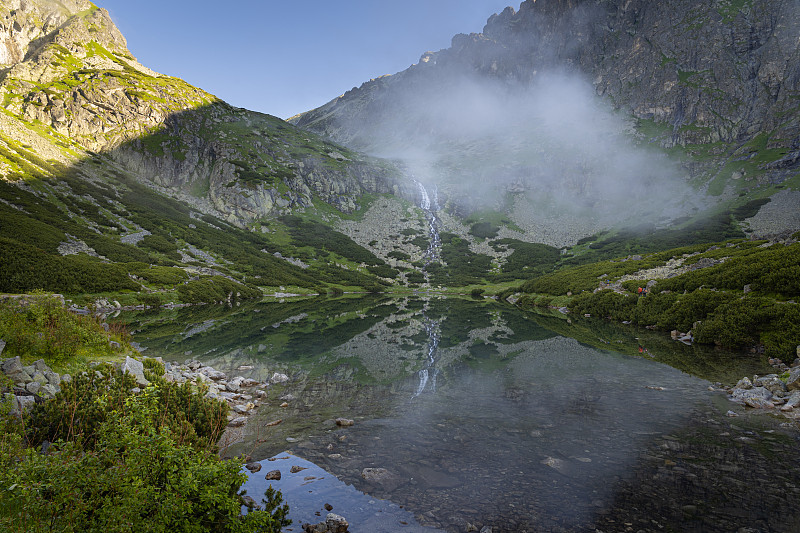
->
(337, 66), (703, 233)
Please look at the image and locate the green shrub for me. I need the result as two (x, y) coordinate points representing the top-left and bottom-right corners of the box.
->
(388, 250), (411, 261)
(405, 272), (426, 284)
(0, 294), (126, 365)
(176, 276), (262, 304)
(469, 222), (499, 239)
(26, 364), (228, 452)
(1, 388), (289, 532)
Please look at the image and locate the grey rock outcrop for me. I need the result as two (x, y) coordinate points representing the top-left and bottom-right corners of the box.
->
(787, 367), (800, 392)
(1, 356), (63, 411)
(120, 356), (149, 387)
(295, 0), (800, 154)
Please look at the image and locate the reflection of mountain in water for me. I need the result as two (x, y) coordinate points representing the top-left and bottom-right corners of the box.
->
(117, 297), (797, 532)
(118, 296), (557, 385)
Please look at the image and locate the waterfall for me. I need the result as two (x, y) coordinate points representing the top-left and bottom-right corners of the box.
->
(412, 179), (441, 268)
(412, 316), (440, 398)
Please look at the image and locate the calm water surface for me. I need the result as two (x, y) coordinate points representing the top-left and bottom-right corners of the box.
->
(118, 296), (800, 532)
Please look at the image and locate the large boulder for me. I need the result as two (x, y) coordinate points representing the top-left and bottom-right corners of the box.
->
(754, 375), (786, 395)
(326, 513), (349, 533)
(120, 356), (150, 387)
(2, 356), (25, 378)
(731, 386), (774, 408)
(786, 367), (800, 392)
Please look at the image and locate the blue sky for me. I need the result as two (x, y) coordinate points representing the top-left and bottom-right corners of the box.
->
(99, 1), (518, 119)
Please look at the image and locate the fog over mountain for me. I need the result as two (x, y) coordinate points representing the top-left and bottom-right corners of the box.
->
(349, 67), (701, 227)
(294, 0), (800, 240)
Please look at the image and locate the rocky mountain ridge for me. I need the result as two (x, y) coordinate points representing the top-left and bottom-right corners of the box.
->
(296, 0), (800, 153)
(0, 1), (418, 299)
(292, 0), (800, 237)
(0, 0), (405, 226)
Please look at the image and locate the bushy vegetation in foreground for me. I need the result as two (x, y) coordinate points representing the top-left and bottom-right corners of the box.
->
(518, 239), (800, 358)
(0, 294), (130, 366)
(0, 299), (290, 532)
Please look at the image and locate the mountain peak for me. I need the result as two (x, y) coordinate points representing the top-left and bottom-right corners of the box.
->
(0, 1), (160, 85)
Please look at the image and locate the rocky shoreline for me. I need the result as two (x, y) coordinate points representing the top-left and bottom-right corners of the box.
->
(0, 350), (353, 531)
(726, 353), (800, 421)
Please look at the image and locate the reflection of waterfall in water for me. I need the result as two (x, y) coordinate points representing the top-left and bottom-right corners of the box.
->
(412, 316), (440, 398)
(413, 180), (441, 269)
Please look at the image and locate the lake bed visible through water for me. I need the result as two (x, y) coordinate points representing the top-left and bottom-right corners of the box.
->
(117, 296), (800, 532)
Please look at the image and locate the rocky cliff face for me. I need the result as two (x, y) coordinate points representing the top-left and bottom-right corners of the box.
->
(0, 1), (403, 226)
(292, 0), (800, 234)
(296, 0), (800, 153)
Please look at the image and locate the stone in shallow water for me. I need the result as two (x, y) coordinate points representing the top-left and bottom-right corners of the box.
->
(731, 386), (772, 406)
(227, 416), (247, 427)
(265, 469), (281, 480)
(326, 513), (349, 533)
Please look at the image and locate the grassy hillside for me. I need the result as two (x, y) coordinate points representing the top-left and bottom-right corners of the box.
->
(513, 234), (800, 359)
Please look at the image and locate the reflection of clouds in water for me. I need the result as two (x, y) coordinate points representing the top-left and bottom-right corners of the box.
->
(349, 336), (713, 530)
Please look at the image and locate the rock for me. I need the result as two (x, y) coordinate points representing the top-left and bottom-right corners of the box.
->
(0, 340), (5, 357)
(227, 416), (248, 427)
(290, 465), (307, 473)
(726, 410), (739, 417)
(480, 527), (494, 533)
(734, 376), (753, 390)
(200, 367), (226, 380)
(326, 513), (349, 533)
(335, 418), (354, 427)
(245, 462), (262, 473)
(17, 395), (36, 413)
(2, 356), (25, 378)
(44, 371), (60, 386)
(784, 391), (800, 410)
(753, 374), (787, 395)
(120, 356), (149, 387)
(786, 367), (800, 392)
(744, 396), (775, 409)
(731, 386), (773, 406)
(40, 384), (59, 399)
(32, 359), (51, 373)
(270, 372), (290, 384)
(241, 495), (258, 509)
(324, 503), (333, 511)
(265, 470), (281, 480)
(360, 467), (400, 490)
(25, 381), (41, 395)
(232, 403), (254, 414)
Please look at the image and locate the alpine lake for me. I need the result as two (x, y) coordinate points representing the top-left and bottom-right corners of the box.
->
(114, 295), (800, 533)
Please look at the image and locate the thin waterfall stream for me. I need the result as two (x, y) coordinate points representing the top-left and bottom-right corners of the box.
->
(412, 315), (440, 398)
(413, 179), (441, 277)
